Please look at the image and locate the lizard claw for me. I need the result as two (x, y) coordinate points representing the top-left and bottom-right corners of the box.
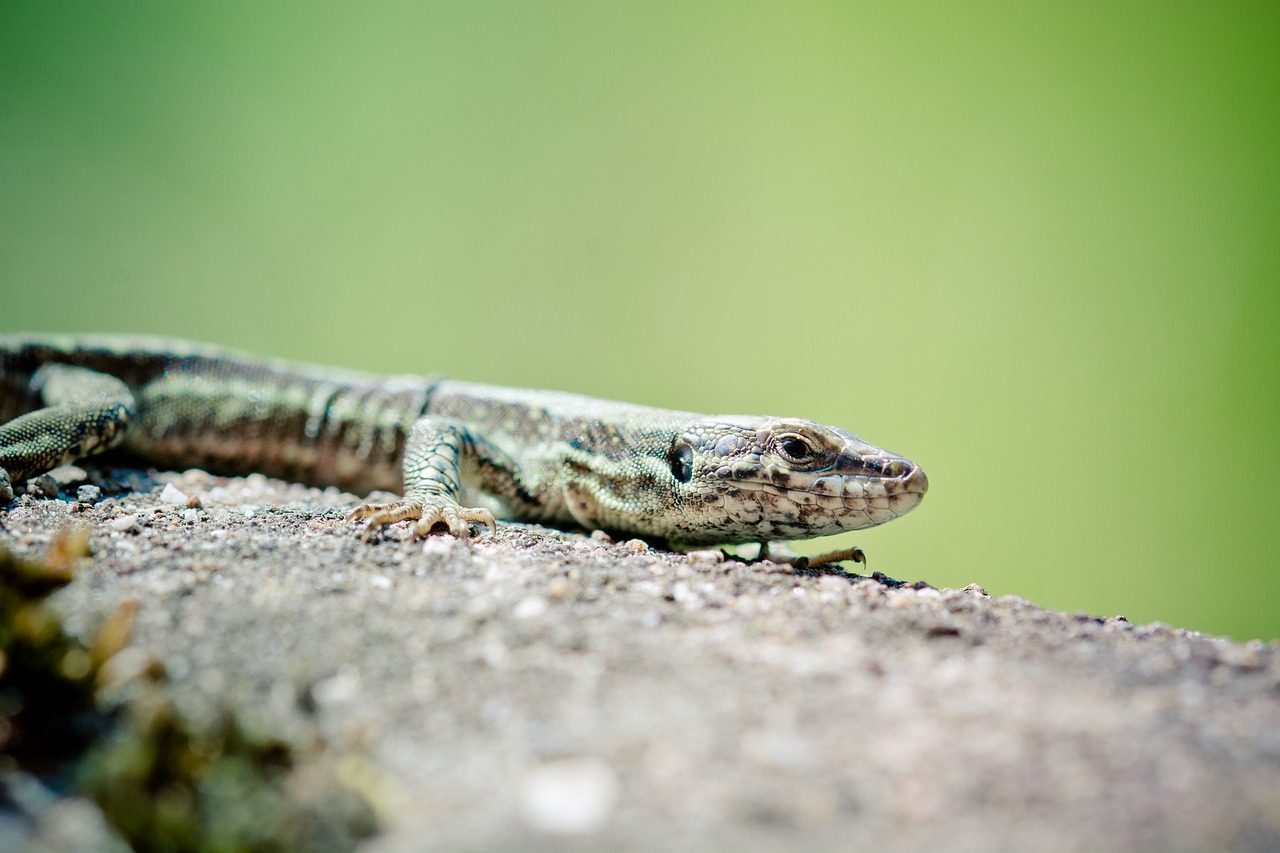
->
(347, 500), (423, 541)
(411, 505), (496, 539)
(347, 498), (496, 540)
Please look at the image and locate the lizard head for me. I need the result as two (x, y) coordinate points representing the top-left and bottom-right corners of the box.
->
(564, 415), (928, 546)
(660, 416), (928, 545)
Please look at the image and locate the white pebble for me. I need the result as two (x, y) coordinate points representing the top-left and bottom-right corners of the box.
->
(110, 515), (140, 533)
(519, 757), (618, 834)
(513, 595), (549, 620)
(159, 483), (189, 505)
(312, 665), (362, 705)
(422, 537), (455, 556)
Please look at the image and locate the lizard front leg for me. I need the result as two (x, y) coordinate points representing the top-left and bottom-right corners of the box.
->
(0, 364), (136, 504)
(347, 417), (498, 539)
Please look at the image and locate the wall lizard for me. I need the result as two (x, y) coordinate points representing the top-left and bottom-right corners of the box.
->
(0, 334), (927, 549)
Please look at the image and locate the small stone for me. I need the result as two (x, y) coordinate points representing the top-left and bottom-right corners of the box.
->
(370, 574), (393, 590)
(962, 583), (989, 597)
(624, 538), (649, 553)
(181, 509), (200, 524)
(422, 537), (455, 556)
(159, 483), (189, 505)
(110, 514), (140, 533)
(312, 665), (362, 705)
(519, 757), (618, 834)
(513, 595), (549, 620)
(27, 474), (59, 499)
(186, 494), (202, 508)
(686, 549), (725, 566)
(77, 485), (103, 504)
(545, 578), (573, 600)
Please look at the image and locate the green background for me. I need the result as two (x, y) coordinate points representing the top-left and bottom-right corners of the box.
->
(3, 3), (1277, 640)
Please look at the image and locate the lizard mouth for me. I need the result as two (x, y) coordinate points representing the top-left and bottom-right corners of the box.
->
(760, 459), (928, 527)
(760, 455), (927, 497)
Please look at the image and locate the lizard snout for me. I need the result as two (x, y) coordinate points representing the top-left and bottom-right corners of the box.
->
(833, 450), (928, 495)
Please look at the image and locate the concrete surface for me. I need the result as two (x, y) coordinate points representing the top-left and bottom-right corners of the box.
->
(2, 467), (1278, 852)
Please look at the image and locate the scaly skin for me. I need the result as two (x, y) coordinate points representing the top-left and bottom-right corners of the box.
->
(0, 334), (928, 547)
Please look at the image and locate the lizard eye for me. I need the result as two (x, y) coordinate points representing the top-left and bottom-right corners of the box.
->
(777, 434), (816, 464)
(668, 442), (694, 483)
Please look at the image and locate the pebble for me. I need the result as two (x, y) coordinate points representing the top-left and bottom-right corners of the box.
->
(545, 578), (573, 600)
(76, 485), (103, 504)
(312, 665), (362, 705)
(422, 537), (456, 556)
(160, 483), (189, 505)
(110, 515), (141, 533)
(28, 474), (60, 499)
(513, 595), (549, 620)
(519, 757), (618, 834)
(686, 549), (725, 566)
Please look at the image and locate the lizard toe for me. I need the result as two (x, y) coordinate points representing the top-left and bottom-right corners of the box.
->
(349, 500), (424, 540)
(409, 504), (496, 539)
(465, 507), (498, 535)
(347, 502), (391, 522)
(347, 501), (422, 524)
(409, 509), (448, 538)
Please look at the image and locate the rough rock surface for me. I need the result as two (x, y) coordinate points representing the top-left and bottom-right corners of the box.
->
(3, 468), (1279, 852)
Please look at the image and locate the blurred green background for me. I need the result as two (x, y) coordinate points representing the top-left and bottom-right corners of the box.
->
(2, 2), (1277, 640)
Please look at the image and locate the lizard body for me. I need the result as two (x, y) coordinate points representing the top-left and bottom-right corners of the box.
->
(0, 334), (927, 546)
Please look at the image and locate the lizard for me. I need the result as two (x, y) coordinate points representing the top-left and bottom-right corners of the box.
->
(0, 334), (928, 551)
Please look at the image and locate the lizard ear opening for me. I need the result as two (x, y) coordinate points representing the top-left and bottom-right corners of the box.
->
(668, 442), (694, 483)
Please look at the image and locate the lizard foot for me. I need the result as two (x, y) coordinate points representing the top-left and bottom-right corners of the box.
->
(347, 498), (496, 540)
(783, 546), (867, 570)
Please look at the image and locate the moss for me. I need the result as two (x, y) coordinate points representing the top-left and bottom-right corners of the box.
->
(77, 689), (378, 852)
(1, 531), (379, 852)
(0, 526), (111, 778)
